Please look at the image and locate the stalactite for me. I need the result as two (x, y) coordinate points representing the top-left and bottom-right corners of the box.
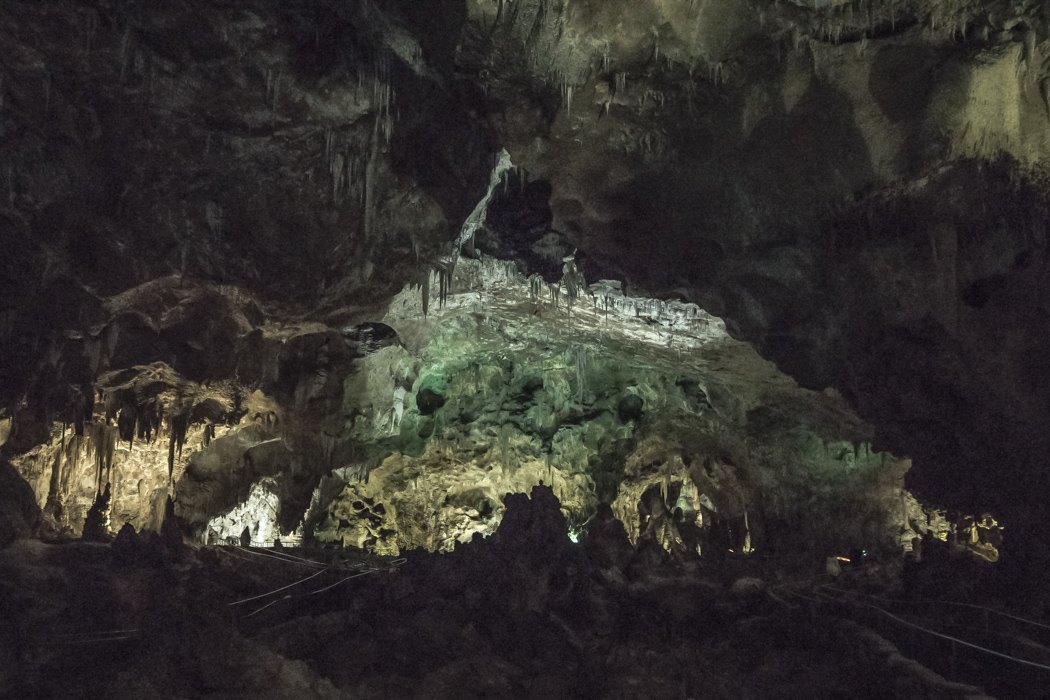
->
(74, 395), (87, 437)
(46, 432), (68, 514)
(331, 153), (344, 204)
(1024, 30), (1038, 75)
(499, 424), (512, 473)
(561, 253), (586, 308)
(167, 414), (188, 482)
(272, 70), (280, 117)
(138, 400), (162, 445)
(422, 274), (431, 318)
(575, 346), (588, 401)
(364, 115), (380, 238)
(119, 27), (134, 83)
(439, 264), (450, 308)
(383, 86), (394, 143)
(67, 436), (80, 506)
(88, 422), (117, 495)
(118, 405), (135, 448)
(530, 275), (542, 302)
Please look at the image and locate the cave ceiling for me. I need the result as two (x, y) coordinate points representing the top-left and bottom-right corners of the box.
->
(1, 0), (1049, 578)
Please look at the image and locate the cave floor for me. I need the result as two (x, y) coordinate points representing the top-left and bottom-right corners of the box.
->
(3, 530), (1042, 700)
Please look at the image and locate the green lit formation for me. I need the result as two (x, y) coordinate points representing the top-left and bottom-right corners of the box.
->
(317, 257), (913, 558)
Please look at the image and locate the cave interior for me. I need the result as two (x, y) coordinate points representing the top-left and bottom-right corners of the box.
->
(1, 1), (1050, 698)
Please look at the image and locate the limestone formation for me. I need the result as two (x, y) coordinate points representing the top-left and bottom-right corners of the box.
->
(0, 1), (1048, 695)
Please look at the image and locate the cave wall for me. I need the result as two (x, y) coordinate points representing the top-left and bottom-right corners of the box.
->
(0, 0), (500, 538)
(451, 0), (1050, 592)
(0, 0), (494, 430)
(0, 0), (1044, 594)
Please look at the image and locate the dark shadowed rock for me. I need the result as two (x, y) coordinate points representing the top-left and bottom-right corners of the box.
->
(494, 485), (569, 556)
(111, 522), (145, 566)
(416, 388), (446, 415)
(160, 497), (185, 557)
(342, 322), (400, 354)
(582, 503), (633, 571)
(81, 483), (112, 543)
(616, 394), (644, 423)
(409, 484), (577, 615)
(0, 460), (41, 549)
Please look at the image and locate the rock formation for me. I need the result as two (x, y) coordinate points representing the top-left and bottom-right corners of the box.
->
(1, 1), (1049, 695)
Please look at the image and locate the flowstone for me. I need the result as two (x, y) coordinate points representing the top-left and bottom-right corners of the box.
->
(316, 247), (920, 559)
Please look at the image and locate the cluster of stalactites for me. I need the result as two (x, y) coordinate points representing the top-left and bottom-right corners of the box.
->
(775, 0), (1050, 50)
(421, 261), (457, 318)
(321, 47), (397, 214)
(94, 383), (239, 485)
(527, 272), (565, 309)
(98, 392), (187, 481)
(588, 281), (716, 333)
(326, 130), (365, 208)
(40, 420), (118, 521)
(370, 52), (396, 144)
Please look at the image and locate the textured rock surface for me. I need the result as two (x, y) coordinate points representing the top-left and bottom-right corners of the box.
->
(316, 253), (914, 560)
(0, 0), (489, 422)
(0, 491), (1022, 699)
(453, 0), (1050, 595)
(1, 0), (1048, 609)
(3, 2), (1050, 696)
(0, 459), (41, 548)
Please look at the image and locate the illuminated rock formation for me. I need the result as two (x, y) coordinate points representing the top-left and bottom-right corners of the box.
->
(3, 1), (1049, 697)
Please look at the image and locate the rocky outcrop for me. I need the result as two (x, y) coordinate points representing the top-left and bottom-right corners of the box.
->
(314, 251), (916, 560)
(0, 459), (41, 548)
